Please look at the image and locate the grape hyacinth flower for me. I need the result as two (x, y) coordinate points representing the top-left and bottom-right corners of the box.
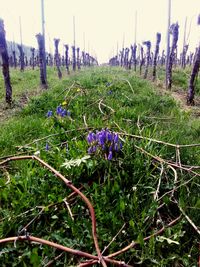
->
(86, 128), (123, 160)
(46, 105), (70, 118)
(45, 142), (50, 151)
(108, 151), (113, 160)
(56, 105), (67, 116)
(47, 110), (53, 117)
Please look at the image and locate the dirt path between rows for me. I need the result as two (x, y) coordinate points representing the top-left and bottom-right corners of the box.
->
(0, 88), (41, 123)
(154, 80), (200, 117)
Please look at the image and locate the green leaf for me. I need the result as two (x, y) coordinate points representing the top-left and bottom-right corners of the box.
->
(30, 248), (40, 267)
(129, 219), (135, 228)
(120, 199), (125, 212)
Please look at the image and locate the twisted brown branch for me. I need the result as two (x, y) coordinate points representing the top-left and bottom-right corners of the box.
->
(0, 236), (130, 266)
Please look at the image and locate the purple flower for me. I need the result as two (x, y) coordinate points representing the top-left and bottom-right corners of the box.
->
(92, 146), (97, 152)
(87, 128), (123, 159)
(61, 109), (67, 117)
(47, 110), (53, 117)
(106, 131), (113, 142)
(114, 134), (119, 143)
(56, 105), (62, 115)
(108, 151), (113, 160)
(114, 143), (119, 151)
(67, 110), (71, 116)
(45, 143), (50, 151)
(99, 134), (106, 146)
(88, 146), (93, 154)
(87, 132), (95, 144)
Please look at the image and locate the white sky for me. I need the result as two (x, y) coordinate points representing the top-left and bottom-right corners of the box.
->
(0, 0), (199, 63)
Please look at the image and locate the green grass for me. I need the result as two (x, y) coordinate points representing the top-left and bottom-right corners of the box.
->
(0, 66), (200, 266)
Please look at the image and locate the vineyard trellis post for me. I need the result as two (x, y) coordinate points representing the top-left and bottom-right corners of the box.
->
(36, 33), (48, 88)
(0, 19), (12, 105)
(187, 14), (200, 105)
(18, 17), (25, 71)
(166, 0), (171, 88)
(54, 38), (62, 79)
(181, 17), (188, 69)
(167, 23), (179, 89)
(30, 47), (35, 70)
(143, 41), (151, 79)
(41, 0), (47, 82)
(153, 33), (161, 81)
(64, 44), (70, 74)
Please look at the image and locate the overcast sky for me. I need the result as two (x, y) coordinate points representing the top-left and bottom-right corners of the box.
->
(0, 0), (199, 63)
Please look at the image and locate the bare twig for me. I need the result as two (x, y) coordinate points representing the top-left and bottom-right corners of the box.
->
(113, 121), (126, 134)
(154, 164), (164, 200)
(44, 252), (65, 267)
(0, 235), (130, 266)
(176, 145), (183, 176)
(168, 165), (178, 197)
(16, 127), (92, 151)
(98, 99), (105, 115)
(20, 208), (44, 233)
(102, 223), (126, 255)
(100, 101), (115, 113)
(83, 115), (88, 128)
(57, 81), (76, 97)
(118, 131), (200, 148)
(158, 174), (198, 202)
(63, 199), (74, 221)
(178, 205), (200, 236)
(117, 78), (134, 94)
(134, 145), (200, 178)
(121, 93), (132, 101)
(0, 235), (98, 260)
(107, 215), (182, 258)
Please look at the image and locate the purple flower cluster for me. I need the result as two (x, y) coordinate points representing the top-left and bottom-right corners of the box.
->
(46, 105), (70, 118)
(47, 110), (53, 117)
(87, 129), (122, 160)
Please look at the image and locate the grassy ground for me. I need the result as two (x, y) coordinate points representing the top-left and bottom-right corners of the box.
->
(0, 66), (200, 266)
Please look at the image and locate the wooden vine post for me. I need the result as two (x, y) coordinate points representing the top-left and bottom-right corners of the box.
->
(143, 41), (151, 79)
(12, 50), (17, 69)
(54, 38), (62, 79)
(167, 23), (179, 89)
(77, 47), (81, 70)
(30, 47), (35, 70)
(64, 44), (70, 74)
(36, 33), (48, 88)
(72, 45), (76, 71)
(0, 19), (12, 105)
(153, 33), (161, 81)
(17, 44), (25, 71)
(139, 46), (144, 75)
(187, 14), (200, 105)
(165, 0), (171, 88)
